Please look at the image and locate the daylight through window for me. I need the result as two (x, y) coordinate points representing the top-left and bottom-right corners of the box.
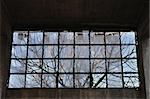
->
(8, 30), (140, 88)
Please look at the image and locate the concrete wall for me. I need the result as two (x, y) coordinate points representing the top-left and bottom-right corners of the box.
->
(0, 0), (12, 99)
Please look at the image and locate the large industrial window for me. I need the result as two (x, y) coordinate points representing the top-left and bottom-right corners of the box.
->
(8, 30), (140, 88)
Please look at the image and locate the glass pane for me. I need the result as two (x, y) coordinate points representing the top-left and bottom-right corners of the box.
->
(106, 46), (120, 58)
(11, 46), (27, 58)
(42, 74), (56, 88)
(27, 59), (42, 73)
(91, 59), (105, 72)
(122, 45), (137, 58)
(59, 60), (73, 72)
(121, 32), (136, 44)
(90, 32), (104, 44)
(107, 74), (122, 88)
(9, 75), (25, 88)
(44, 32), (58, 44)
(60, 46), (74, 58)
(43, 59), (58, 73)
(60, 32), (74, 44)
(75, 31), (89, 44)
(75, 46), (89, 58)
(28, 46), (42, 58)
(122, 59), (138, 72)
(107, 59), (121, 72)
(75, 74), (90, 88)
(92, 74), (106, 88)
(29, 31), (43, 44)
(105, 32), (120, 44)
(10, 59), (26, 73)
(44, 46), (58, 58)
(58, 74), (73, 88)
(13, 31), (28, 44)
(26, 74), (41, 88)
(75, 60), (89, 72)
(91, 46), (105, 58)
(124, 74), (139, 88)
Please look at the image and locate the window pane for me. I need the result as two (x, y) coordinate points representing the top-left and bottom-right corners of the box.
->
(107, 74), (122, 88)
(75, 46), (89, 58)
(44, 46), (58, 58)
(12, 31), (28, 44)
(29, 31), (43, 44)
(107, 59), (121, 72)
(59, 60), (73, 72)
(28, 46), (42, 58)
(91, 46), (105, 58)
(121, 32), (136, 44)
(43, 59), (58, 73)
(124, 74), (139, 88)
(122, 59), (138, 72)
(26, 74), (41, 88)
(92, 74), (106, 88)
(42, 74), (56, 88)
(75, 31), (89, 44)
(90, 32), (104, 44)
(9, 75), (25, 88)
(106, 46), (120, 58)
(75, 60), (89, 72)
(75, 74), (90, 88)
(91, 59), (105, 72)
(58, 74), (73, 88)
(122, 45), (137, 58)
(27, 59), (42, 73)
(60, 32), (74, 44)
(60, 46), (74, 58)
(10, 59), (26, 73)
(11, 46), (27, 58)
(105, 32), (120, 44)
(44, 32), (58, 44)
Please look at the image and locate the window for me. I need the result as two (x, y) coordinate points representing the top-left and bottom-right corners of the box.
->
(8, 30), (140, 88)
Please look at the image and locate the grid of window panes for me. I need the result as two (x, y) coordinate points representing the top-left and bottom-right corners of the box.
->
(9, 30), (140, 88)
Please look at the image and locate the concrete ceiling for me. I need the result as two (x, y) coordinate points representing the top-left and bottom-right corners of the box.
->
(4, 0), (148, 28)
